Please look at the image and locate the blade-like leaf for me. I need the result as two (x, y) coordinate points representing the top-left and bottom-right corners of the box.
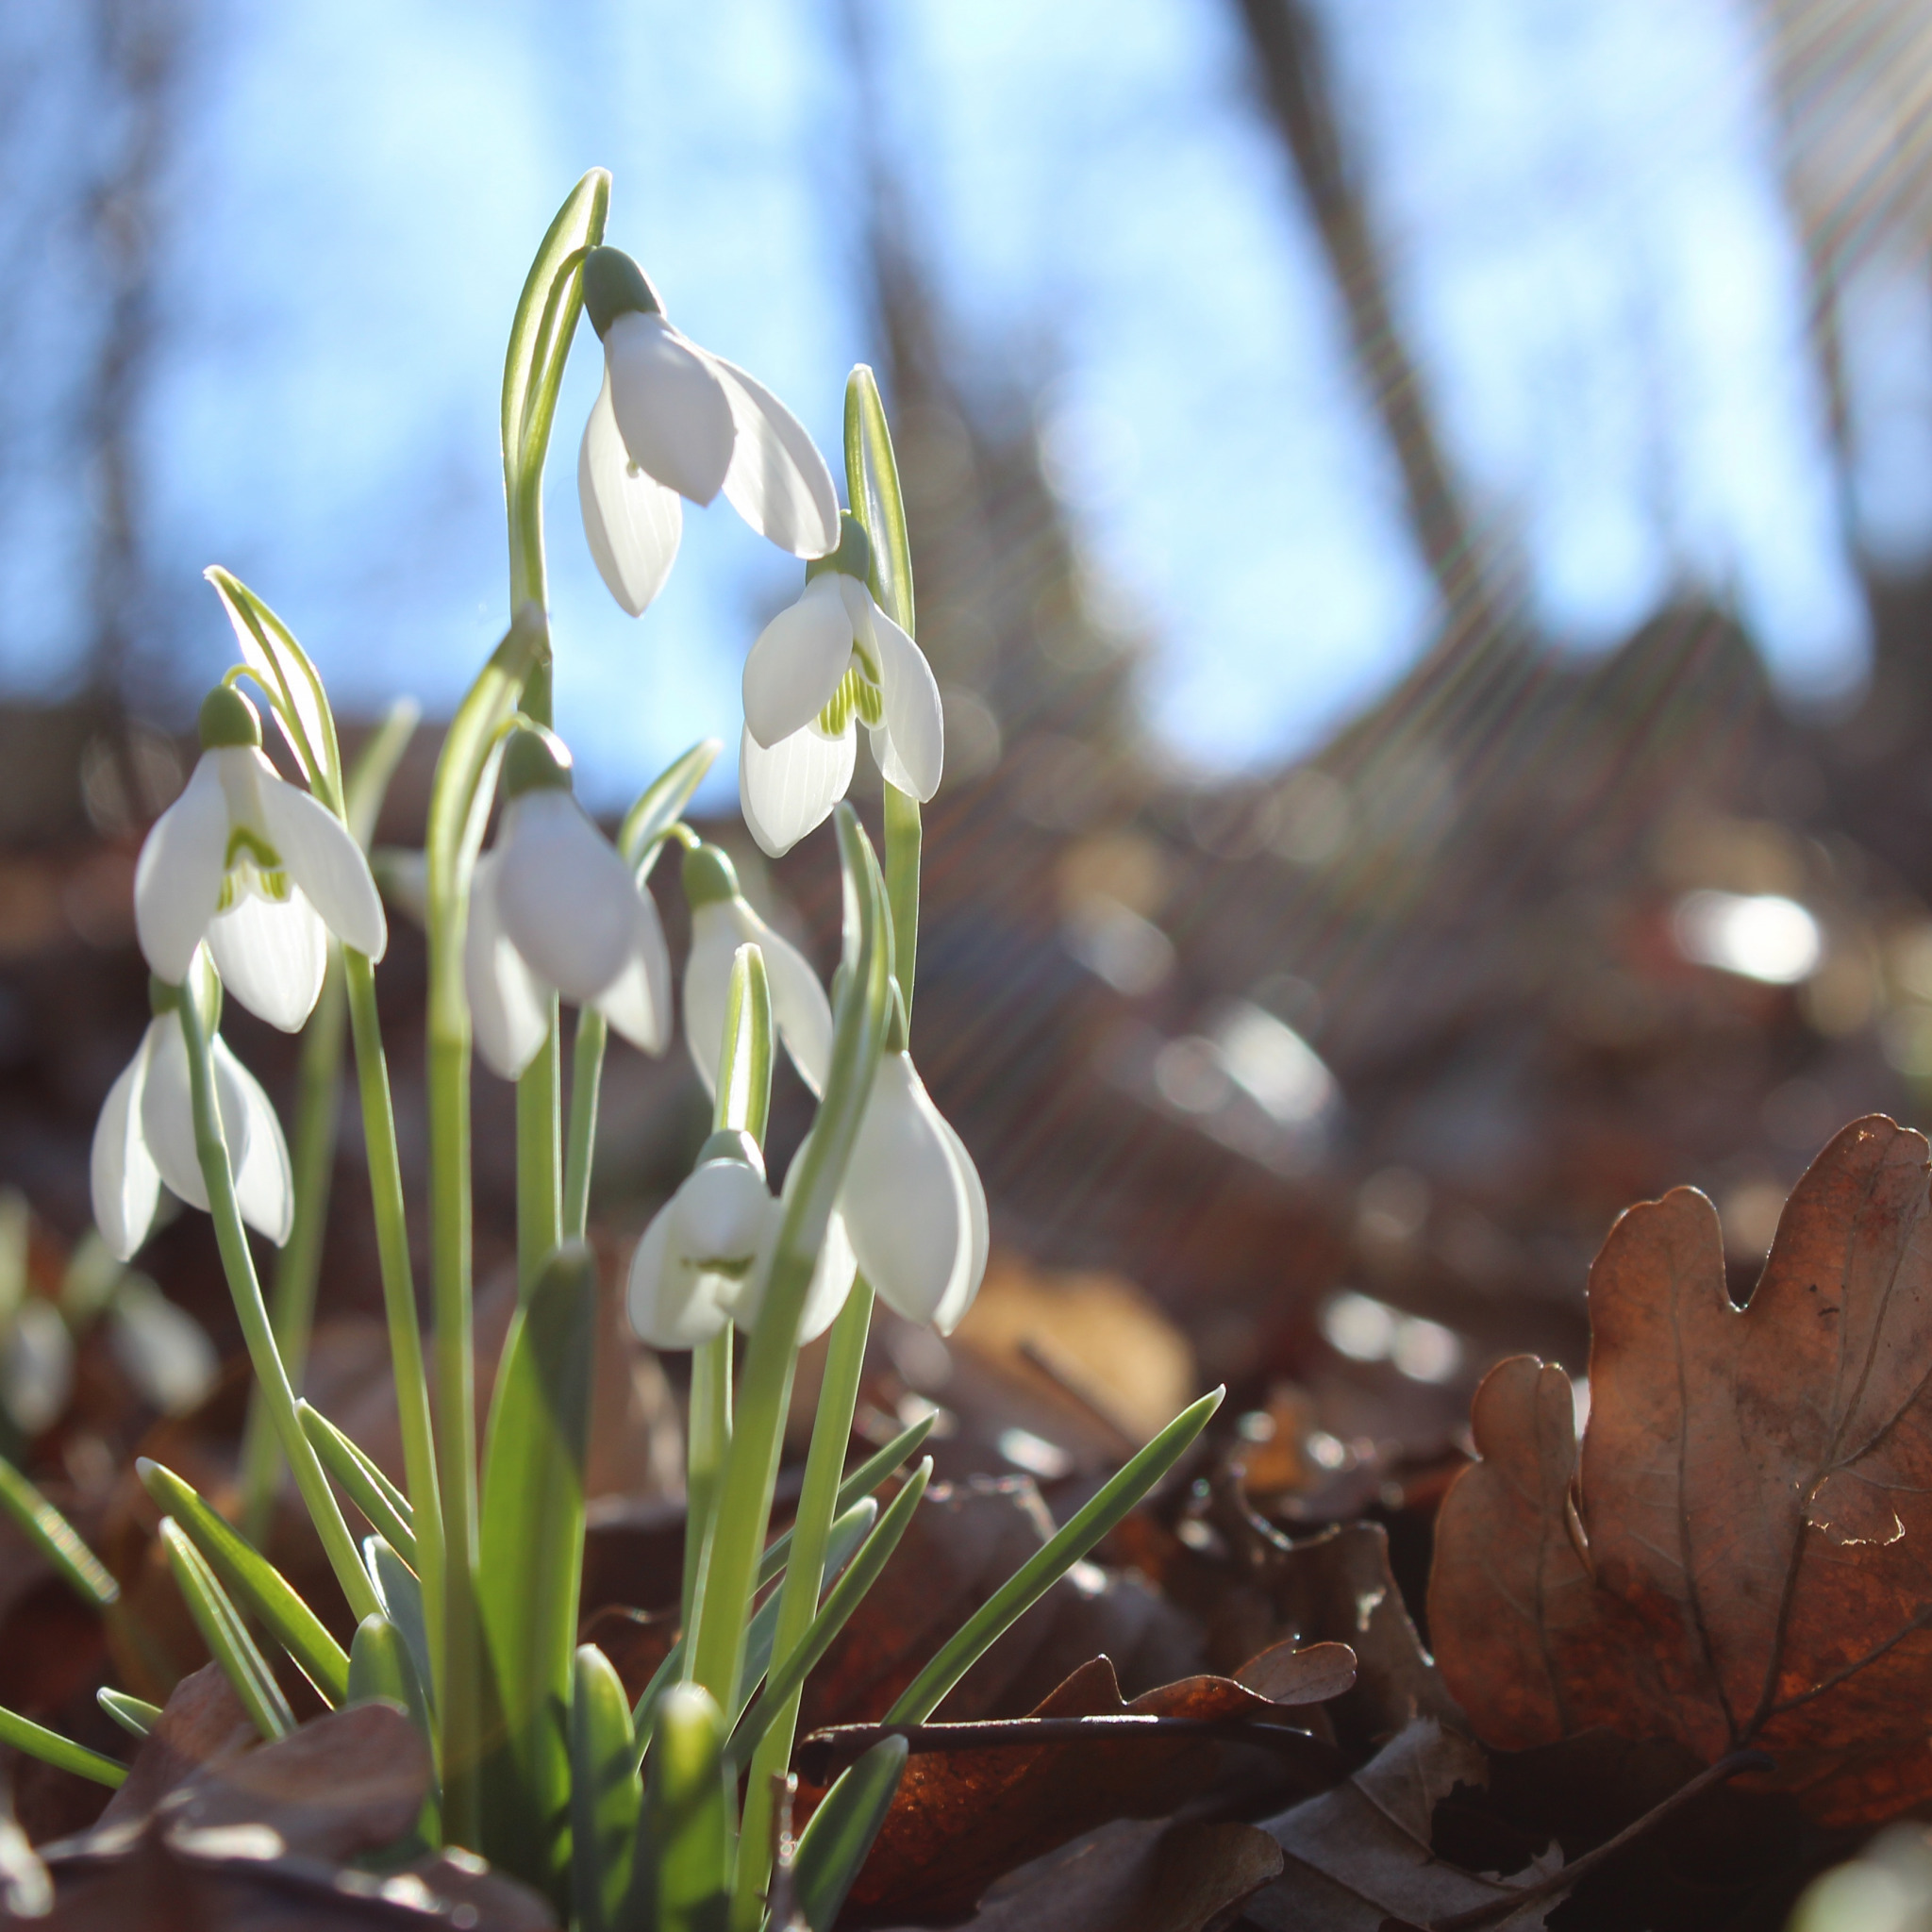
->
(842, 366), (913, 636)
(791, 1737), (908, 1932)
(885, 1389), (1224, 1724)
(732, 1498), (877, 1728)
(571, 1644), (644, 1932)
(96, 1689), (160, 1740)
(140, 1457), (348, 1706)
(0, 1706), (125, 1788)
(205, 566), (345, 812)
(619, 739), (723, 877)
(732, 1461), (931, 1769)
(348, 1612), (440, 1855)
(363, 1537), (435, 1718)
(650, 1685), (731, 1932)
(0, 1457), (117, 1608)
(158, 1518), (293, 1740)
(477, 1241), (597, 1897)
(300, 1401), (416, 1563)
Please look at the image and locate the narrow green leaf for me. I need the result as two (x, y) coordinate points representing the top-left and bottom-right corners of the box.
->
(731, 1462), (930, 1770)
(791, 1737), (908, 1932)
(140, 1457), (348, 1706)
(842, 366), (914, 635)
(204, 566), (345, 813)
(571, 1644), (644, 1932)
(619, 740), (723, 876)
(0, 1706), (125, 1788)
(348, 1613), (440, 1852)
(363, 1537), (435, 1719)
(96, 1690), (160, 1740)
(477, 1241), (597, 1899)
(0, 1457), (117, 1608)
(300, 1401), (416, 1563)
(158, 1519), (293, 1740)
(885, 1389), (1225, 1724)
(650, 1685), (731, 1932)
(732, 1498), (876, 1728)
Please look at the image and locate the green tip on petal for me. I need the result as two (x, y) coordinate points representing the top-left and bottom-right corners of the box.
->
(681, 841), (740, 910)
(806, 511), (874, 588)
(583, 246), (662, 337)
(198, 685), (261, 750)
(501, 724), (574, 799)
(147, 974), (179, 1018)
(695, 1126), (765, 1175)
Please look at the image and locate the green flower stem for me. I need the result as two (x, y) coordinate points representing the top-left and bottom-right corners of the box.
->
(238, 943), (346, 1542)
(730, 1274), (876, 1929)
(516, 1010), (563, 1297)
(563, 1009), (608, 1242)
(343, 947), (443, 1681)
(681, 1332), (732, 1663)
(174, 985), (377, 1626)
(687, 809), (890, 1724)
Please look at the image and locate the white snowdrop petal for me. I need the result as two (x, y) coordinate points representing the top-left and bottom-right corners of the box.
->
(140, 1013), (250, 1214)
(705, 350), (841, 558)
(795, 1208), (858, 1345)
(867, 604), (945, 802)
(741, 575), (856, 748)
(672, 1161), (774, 1265)
(207, 891), (329, 1033)
(91, 1033), (161, 1262)
(465, 854), (551, 1081)
(605, 313), (736, 506)
(494, 791), (644, 1002)
(842, 1054), (966, 1326)
(929, 1107), (990, 1336)
(626, 1205), (732, 1351)
(221, 1039), (294, 1245)
(591, 888), (674, 1056)
(738, 722), (855, 859)
(579, 371), (683, 615)
(134, 757), (229, 984)
(256, 767), (388, 960)
(682, 904), (739, 1096)
(734, 902), (832, 1097)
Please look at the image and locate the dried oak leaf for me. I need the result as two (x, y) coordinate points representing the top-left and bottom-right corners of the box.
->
(1429, 1115), (1932, 1826)
(838, 1650), (1349, 1924)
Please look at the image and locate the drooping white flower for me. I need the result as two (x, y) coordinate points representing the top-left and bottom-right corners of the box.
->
(679, 842), (832, 1097)
(576, 246), (840, 616)
(134, 688), (387, 1031)
(739, 517), (943, 858)
(91, 970), (293, 1262)
(626, 1131), (856, 1350)
(841, 1049), (988, 1334)
(467, 728), (673, 1080)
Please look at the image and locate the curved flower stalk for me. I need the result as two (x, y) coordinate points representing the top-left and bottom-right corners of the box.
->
(576, 246), (839, 615)
(134, 688), (387, 1032)
(740, 515), (943, 858)
(468, 728), (673, 1081)
(680, 841), (832, 1097)
(91, 960), (291, 1261)
(626, 1130), (856, 1351)
(842, 1039), (988, 1334)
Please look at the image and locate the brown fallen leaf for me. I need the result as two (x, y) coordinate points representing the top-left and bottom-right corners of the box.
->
(830, 1654), (1346, 1924)
(1429, 1115), (1932, 1825)
(1247, 1718), (1562, 1932)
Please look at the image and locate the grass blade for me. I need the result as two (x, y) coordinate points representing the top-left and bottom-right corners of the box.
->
(300, 1401), (416, 1563)
(572, 1645), (644, 1932)
(885, 1389), (1224, 1724)
(96, 1690), (160, 1740)
(0, 1707), (125, 1789)
(731, 1461), (930, 1771)
(363, 1537), (435, 1717)
(140, 1458), (348, 1706)
(0, 1458), (117, 1608)
(158, 1519), (293, 1740)
(732, 1499), (876, 1728)
(791, 1737), (908, 1932)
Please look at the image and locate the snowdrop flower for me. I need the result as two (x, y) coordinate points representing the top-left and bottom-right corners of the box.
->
(680, 841), (832, 1097)
(740, 516), (943, 858)
(92, 967), (292, 1262)
(841, 1045), (987, 1334)
(467, 727), (672, 1081)
(134, 688), (387, 1031)
(627, 1131), (856, 1350)
(577, 246), (840, 616)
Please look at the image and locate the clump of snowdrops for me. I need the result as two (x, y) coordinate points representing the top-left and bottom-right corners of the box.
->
(4, 172), (1219, 1930)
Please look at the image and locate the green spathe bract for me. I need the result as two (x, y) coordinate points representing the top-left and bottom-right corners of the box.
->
(0, 170), (1229, 1932)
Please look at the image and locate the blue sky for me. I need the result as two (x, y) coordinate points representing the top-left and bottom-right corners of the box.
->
(3, 0), (1925, 806)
